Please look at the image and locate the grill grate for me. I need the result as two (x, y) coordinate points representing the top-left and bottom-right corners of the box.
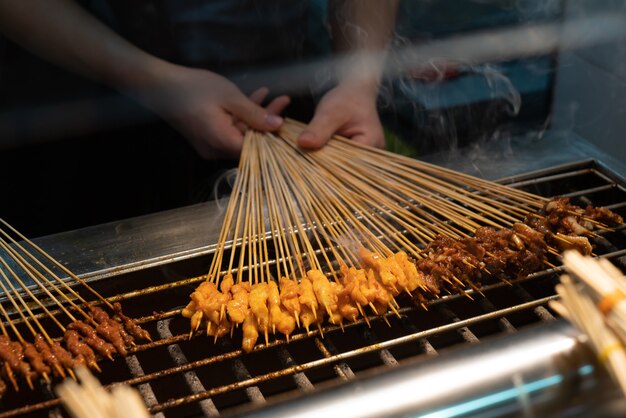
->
(1, 159), (625, 418)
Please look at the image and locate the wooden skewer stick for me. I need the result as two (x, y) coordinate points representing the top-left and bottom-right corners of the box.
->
(0, 219), (114, 311)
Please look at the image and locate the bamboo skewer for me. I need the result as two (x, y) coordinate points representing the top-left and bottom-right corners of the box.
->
(554, 252), (626, 397)
(204, 120), (612, 305)
(0, 217), (153, 391)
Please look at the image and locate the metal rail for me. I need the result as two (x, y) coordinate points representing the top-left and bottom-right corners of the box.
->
(225, 320), (624, 418)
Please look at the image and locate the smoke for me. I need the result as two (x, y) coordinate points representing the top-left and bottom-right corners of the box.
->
(212, 168), (239, 207)
(1, 12), (625, 154)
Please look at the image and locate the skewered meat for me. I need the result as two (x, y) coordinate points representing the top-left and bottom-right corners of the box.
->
(309, 270), (340, 322)
(91, 306), (129, 355)
(359, 248), (399, 294)
(249, 282), (270, 336)
(183, 198), (623, 353)
(34, 335), (64, 377)
(541, 196), (621, 236)
(268, 280), (296, 337)
(227, 281), (251, 325)
(332, 280), (358, 323)
(64, 330), (97, 367)
(50, 340), (84, 369)
(242, 311), (259, 353)
(279, 277), (301, 324)
(297, 277), (318, 317)
(0, 335), (34, 382)
(585, 204), (623, 225)
(68, 321), (116, 358)
(554, 233), (593, 255)
(22, 341), (50, 377)
(112, 302), (151, 341)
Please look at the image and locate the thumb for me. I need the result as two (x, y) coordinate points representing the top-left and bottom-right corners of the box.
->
(298, 113), (341, 149)
(225, 91), (283, 131)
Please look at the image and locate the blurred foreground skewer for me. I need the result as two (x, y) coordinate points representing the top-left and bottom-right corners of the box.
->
(550, 250), (626, 397)
(55, 366), (150, 418)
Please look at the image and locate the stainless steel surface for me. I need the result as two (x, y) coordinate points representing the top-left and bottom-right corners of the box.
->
(225, 320), (622, 418)
(30, 130), (626, 284)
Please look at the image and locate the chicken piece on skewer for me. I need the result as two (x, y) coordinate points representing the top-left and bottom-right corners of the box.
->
(51, 340), (84, 370)
(299, 303), (325, 333)
(227, 281), (251, 325)
(64, 330), (97, 369)
(298, 277), (318, 318)
(393, 251), (424, 293)
(333, 280), (359, 323)
(189, 310), (204, 336)
(358, 248), (399, 295)
(268, 280), (296, 338)
(308, 270), (340, 324)
(91, 306), (132, 353)
(34, 334), (65, 378)
(382, 252), (409, 294)
(189, 280), (231, 336)
(357, 268), (395, 317)
(22, 341), (51, 380)
(112, 302), (151, 342)
(554, 232), (593, 255)
(219, 274), (235, 321)
(241, 310), (259, 353)
(206, 316), (231, 341)
(68, 320), (116, 359)
(584, 204), (623, 225)
(512, 223), (548, 254)
(340, 265), (370, 319)
(190, 282), (223, 325)
(249, 282), (270, 343)
(279, 276), (301, 326)
(182, 300), (197, 319)
(183, 281), (211, 337)
(0, 335), (34, 388)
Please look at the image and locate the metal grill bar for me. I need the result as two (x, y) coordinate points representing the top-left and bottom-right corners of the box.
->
(157, 318), (220, 417)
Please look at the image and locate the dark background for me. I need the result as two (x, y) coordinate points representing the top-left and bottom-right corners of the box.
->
(0, 0), (560, 238)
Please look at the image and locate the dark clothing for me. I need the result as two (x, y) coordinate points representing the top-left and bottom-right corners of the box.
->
(88, 0), (310, 73)
(0, 0), (324, 237)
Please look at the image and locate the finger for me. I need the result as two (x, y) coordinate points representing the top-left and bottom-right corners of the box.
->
(297, 112), (342, 149)
(265, 95), (291, 116)
(350, 133), (385, 149)
(249, 87), (270, 105)
(235, 91), (288, 134)
(218, 122), (246, 157)
(201, 110), (245, 158)
(235, 120), (247, 134)
(225, 91), (283, 131)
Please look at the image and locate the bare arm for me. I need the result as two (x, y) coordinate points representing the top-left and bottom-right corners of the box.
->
(0, 0), (163, 90)
(298, 0), (399, 149)
(0, 0), (289, 158)
(330, 0), (399, 88)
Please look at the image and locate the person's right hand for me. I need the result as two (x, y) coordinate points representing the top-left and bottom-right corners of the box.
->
(137, 65), (290, 159)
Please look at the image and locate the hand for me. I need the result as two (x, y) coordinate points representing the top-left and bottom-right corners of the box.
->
(138, 65), (290, 159)
(297, 82), (385, 150)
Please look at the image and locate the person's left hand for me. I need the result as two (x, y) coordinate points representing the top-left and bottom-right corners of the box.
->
(296, 82), (385, 149)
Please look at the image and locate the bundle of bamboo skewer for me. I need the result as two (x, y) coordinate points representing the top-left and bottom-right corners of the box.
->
(551, 251), (626, 397)
(56, 366), (150, 418)
(183, 118), (624, 352)
(0, 218), (151, 395)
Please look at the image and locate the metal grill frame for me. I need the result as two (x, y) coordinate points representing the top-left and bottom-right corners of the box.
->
(0, 158), (625, 418)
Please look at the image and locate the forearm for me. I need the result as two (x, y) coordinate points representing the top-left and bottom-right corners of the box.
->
(0, 0), (172, 91)
(329, 0), (398, 90)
